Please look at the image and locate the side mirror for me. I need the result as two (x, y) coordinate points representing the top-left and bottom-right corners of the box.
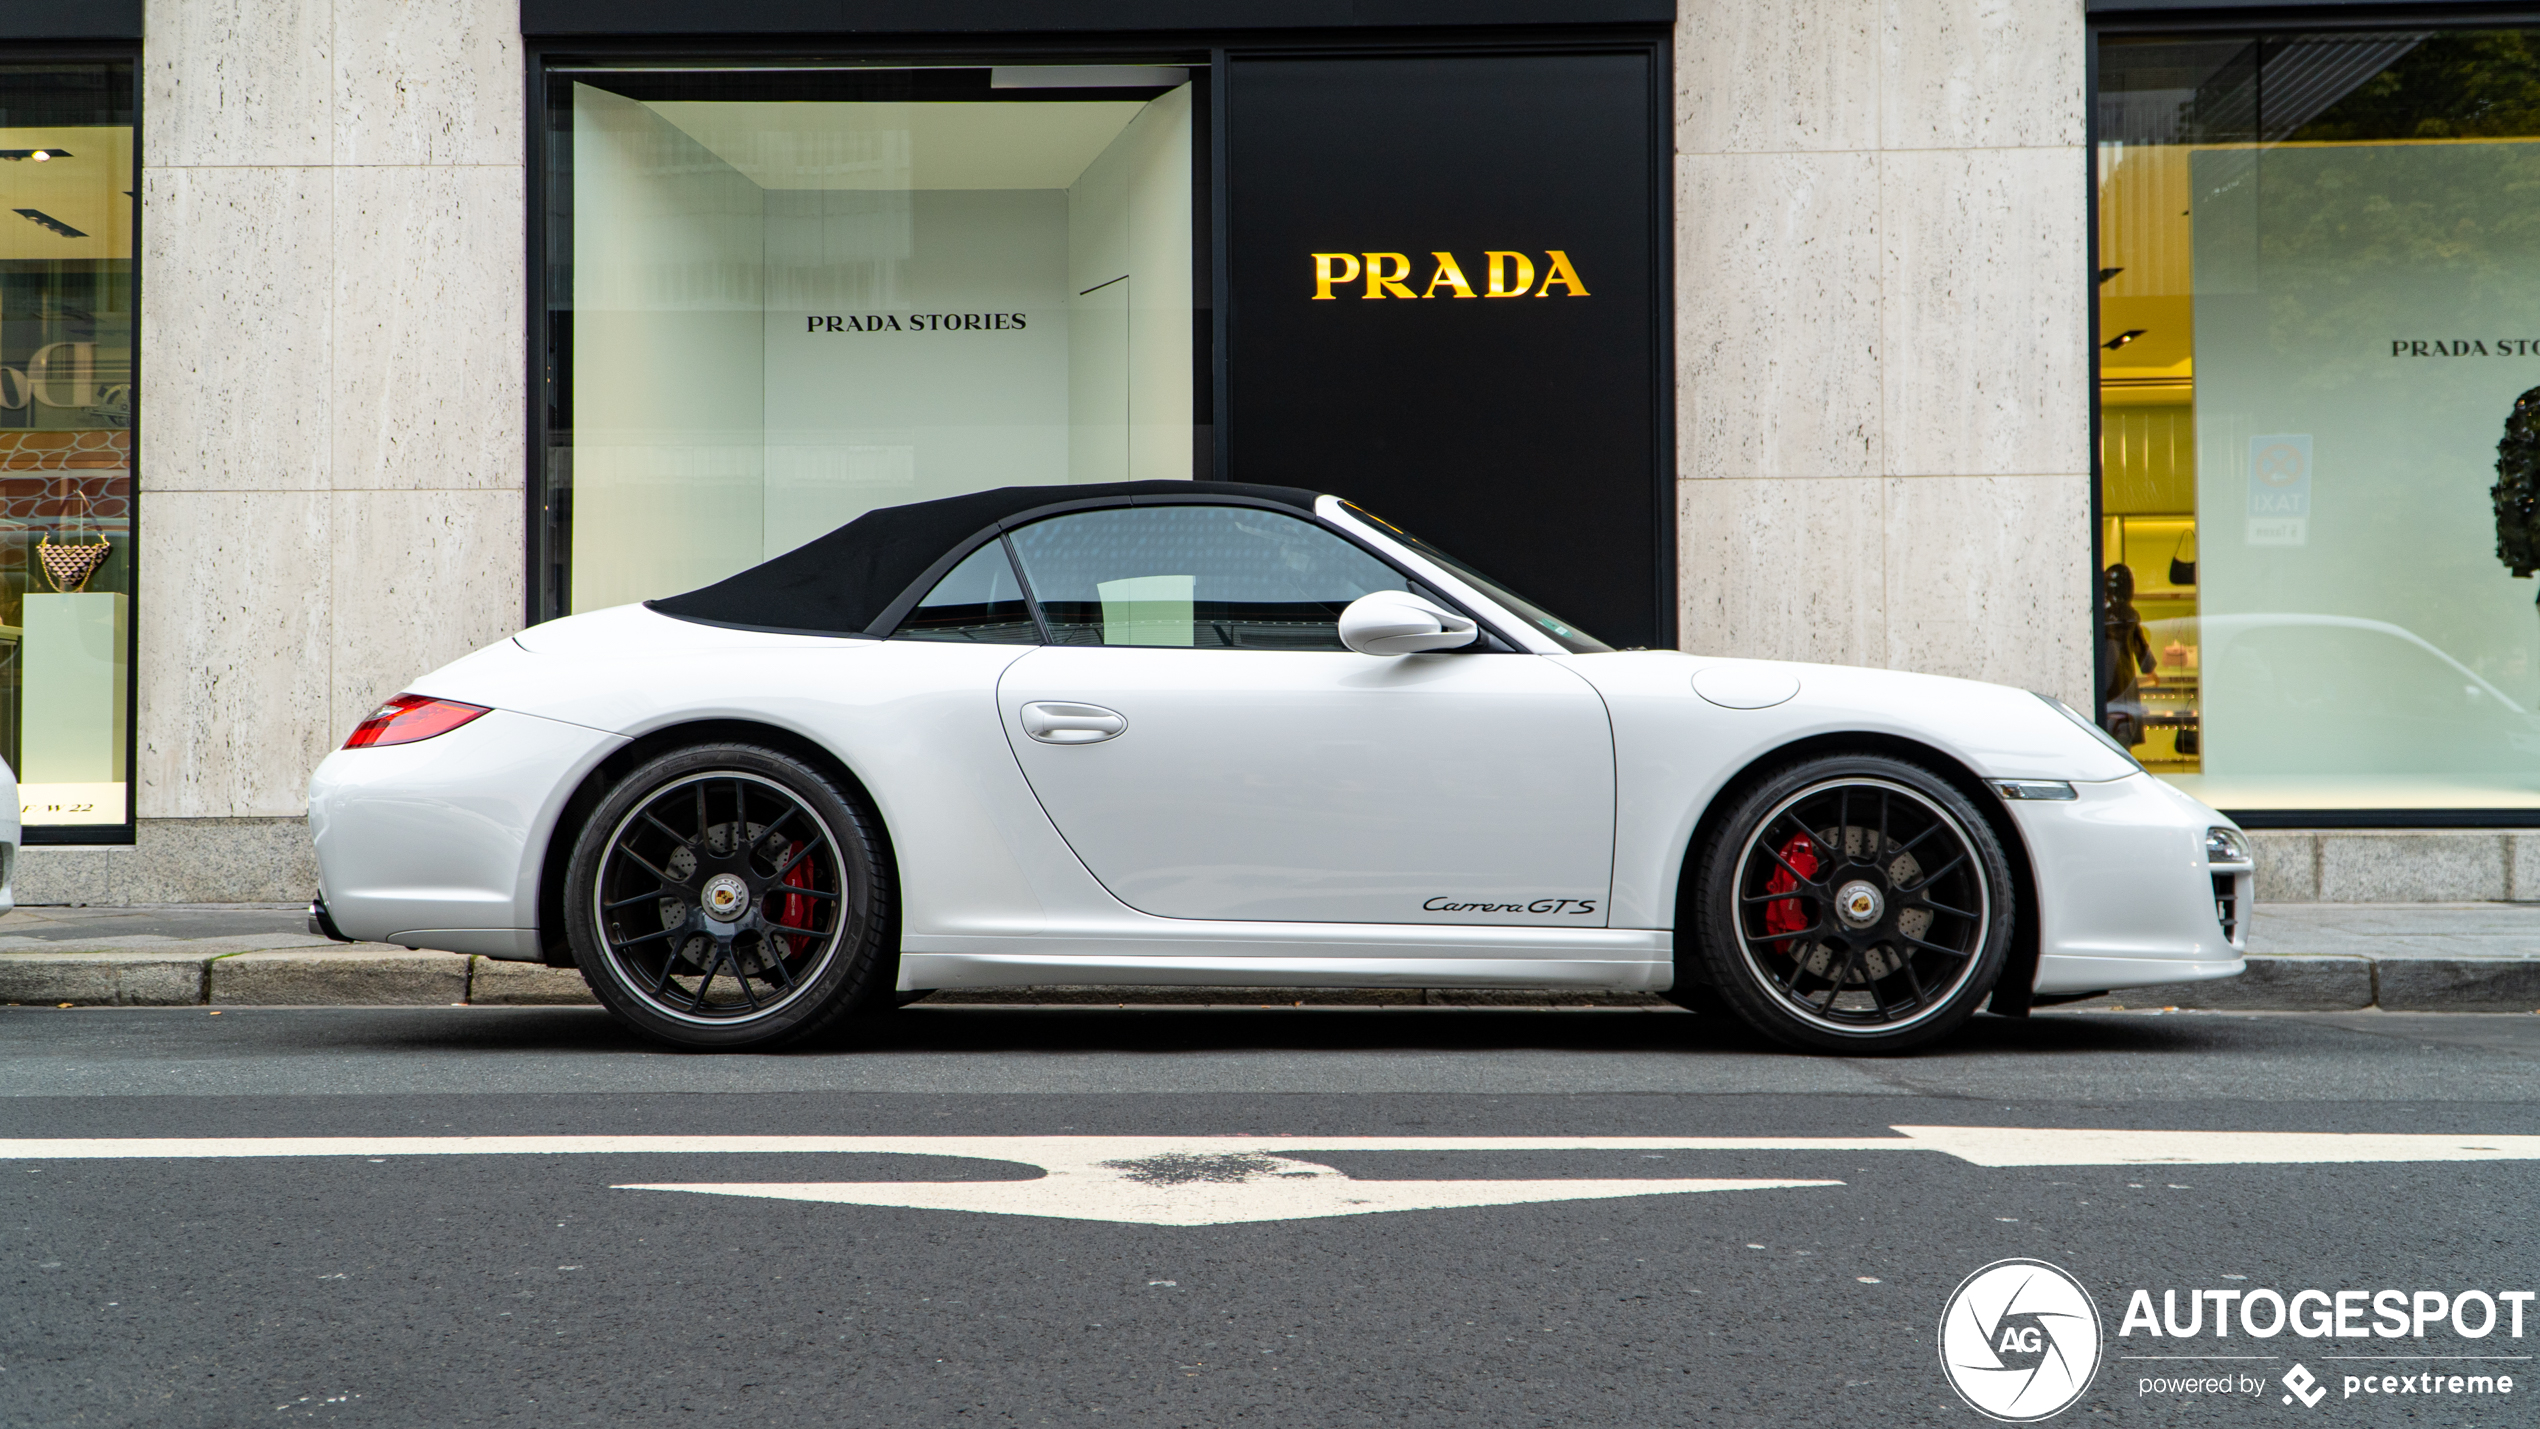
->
(1338, 590), (1479, 656)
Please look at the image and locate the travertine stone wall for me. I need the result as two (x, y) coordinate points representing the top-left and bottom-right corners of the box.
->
(1673, 0), (2093, 706)
(134, 0), (525, 822)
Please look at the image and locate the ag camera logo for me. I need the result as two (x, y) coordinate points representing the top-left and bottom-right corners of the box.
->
(1940, 1259), (2105, 1421)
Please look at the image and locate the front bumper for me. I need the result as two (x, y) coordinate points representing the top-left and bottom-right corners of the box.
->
(2004, 772), (2250, 996)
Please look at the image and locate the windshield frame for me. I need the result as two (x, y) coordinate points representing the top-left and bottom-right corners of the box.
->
(1329, 500), (1616, 654)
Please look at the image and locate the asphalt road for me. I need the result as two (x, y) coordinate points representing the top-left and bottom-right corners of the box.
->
(5, 1004), (2538, 1428)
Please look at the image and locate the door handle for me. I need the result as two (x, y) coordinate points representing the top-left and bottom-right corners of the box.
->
(1020, 701), (1127, 745)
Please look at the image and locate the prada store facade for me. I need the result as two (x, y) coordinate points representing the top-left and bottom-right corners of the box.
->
(532, 13), (1673, 653)
(40, 0), (2540, 904)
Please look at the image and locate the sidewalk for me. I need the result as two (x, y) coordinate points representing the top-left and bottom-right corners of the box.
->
(1, 903), (2536, 1011)
(0, 905), (591, 1007)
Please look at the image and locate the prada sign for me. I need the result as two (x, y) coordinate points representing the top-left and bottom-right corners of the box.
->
(1309, 250), (1589, 300)
(1227, 51), (1662, 646)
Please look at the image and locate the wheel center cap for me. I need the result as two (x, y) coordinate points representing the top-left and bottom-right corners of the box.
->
(701, 873), (751, 923)
(1836, 879), (1885, 928)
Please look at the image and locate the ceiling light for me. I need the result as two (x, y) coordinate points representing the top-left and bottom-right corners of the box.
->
(2102, 328), (2146, 351)
(0, 149), (70, 162)
(2096, 266), (2123, 284)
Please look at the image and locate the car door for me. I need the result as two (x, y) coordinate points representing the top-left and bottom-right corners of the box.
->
(992, 502), (1615, 926)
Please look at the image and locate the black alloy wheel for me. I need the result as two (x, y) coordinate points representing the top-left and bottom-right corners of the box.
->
(1686, 754), (2013, 1053)
(564, 743), (894, 1049)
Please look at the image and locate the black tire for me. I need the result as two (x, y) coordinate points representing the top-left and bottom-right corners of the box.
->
(564, 743), (895, 1050)
(1686, 754), (2013, 1053)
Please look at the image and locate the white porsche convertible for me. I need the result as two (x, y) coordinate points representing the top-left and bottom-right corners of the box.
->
(308, 480), (2250, 1053)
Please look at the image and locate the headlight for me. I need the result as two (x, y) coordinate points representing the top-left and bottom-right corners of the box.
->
(2033, 691), (2144, 771)
(2205, 826), (2251, 864)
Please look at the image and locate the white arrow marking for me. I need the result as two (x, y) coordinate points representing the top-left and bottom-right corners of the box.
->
(621, 1152), (1836, 1226)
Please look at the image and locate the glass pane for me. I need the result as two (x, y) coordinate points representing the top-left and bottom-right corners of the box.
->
(894, 540), (1037, 643)
(1005, 506), (1410, 650)
(2097, 31), (2540, 810)
(545, 65), (1201, 617)
(0, 63), (134, 831)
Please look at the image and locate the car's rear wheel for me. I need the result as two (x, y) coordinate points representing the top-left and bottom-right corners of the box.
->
(565, 743), (893, 1050)
(1687, 754), (2012, 1053)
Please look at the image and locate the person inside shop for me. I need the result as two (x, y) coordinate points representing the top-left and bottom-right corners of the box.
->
(2099, 562), (2156, 747)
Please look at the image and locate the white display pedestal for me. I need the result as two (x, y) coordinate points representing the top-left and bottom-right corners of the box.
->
(22, 590), (127, 826)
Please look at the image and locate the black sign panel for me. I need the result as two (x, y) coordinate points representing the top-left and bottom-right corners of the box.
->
(1224, 50), (1665, 647)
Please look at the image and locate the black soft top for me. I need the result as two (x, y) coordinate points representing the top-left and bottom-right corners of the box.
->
(645, 479), (1324, 637)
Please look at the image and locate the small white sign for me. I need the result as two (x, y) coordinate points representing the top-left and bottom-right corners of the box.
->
(2248, 433), (2312, 546)
(21, 780), (125, 826)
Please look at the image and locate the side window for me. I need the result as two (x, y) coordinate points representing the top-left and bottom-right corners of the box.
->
(1004, 506), (1412, 651)
(895, 541), (1038, 643)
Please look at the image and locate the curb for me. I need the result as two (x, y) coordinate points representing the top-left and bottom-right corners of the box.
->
(2, 949), (2538, 1012)
(0, 948), (592, 1008)
(2061, 955), (2540, 1014)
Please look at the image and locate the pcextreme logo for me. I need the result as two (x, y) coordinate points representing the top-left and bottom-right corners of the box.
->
(1309, 249), (1588, 300)
(1939, 1259), (2105, 1422)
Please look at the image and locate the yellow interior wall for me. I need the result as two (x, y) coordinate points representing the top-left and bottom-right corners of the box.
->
(0, 127), (130, 262)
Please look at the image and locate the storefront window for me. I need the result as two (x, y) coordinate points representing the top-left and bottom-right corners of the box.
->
(2097, 30), (2540, 812)
(540, 64), (1201, 616)
(0, 62), (133, 836)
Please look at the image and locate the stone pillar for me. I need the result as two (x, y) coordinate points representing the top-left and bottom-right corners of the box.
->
(19, 0), (526, 904)
(1673, 0), (2092, 706)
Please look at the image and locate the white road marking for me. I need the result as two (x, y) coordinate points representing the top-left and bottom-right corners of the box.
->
(0, 1135), (1904, 1159)
(1889, 1127), (2540, 1166)
(6, 1129), (2536, 1224)
(9, 1137), (2529, 1223)
(620, 1169), (1841, 1226)
(3, 1128), (2535, 1164)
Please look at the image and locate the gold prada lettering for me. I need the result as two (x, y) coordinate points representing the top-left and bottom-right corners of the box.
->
(1311, 252), (1363, 300)
(1483, 251), (1536, 298)
(1421, 252), (1477, 299)
(1361, 252), (1417, 300)
(1534, 249), (1589, 297)
(1309, 250), (1588, 301)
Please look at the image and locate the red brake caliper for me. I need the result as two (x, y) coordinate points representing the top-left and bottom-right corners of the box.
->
(779, 841), (813, 957)
(1763, 833), (1818, 951)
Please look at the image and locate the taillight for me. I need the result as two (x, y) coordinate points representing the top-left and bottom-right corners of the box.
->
(343, 694), (490, 749)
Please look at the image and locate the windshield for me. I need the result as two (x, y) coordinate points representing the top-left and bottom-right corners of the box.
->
(1340, 502), (1614, 654)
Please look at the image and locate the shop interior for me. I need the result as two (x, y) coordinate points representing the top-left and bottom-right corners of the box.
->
(0, 83), (133, 830)
(2096, 124), (2200, 775)
(561, 66), (1198, 614)
(2099, 32), (2540, 811)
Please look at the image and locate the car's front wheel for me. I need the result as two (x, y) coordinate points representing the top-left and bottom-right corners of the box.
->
(1687, 754), (2013, 1053)
(564, 743), (894, 1050)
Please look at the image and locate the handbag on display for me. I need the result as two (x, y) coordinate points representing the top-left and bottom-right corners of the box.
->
(2168, 529), (2197, 587)
(36, 478), (111, 593)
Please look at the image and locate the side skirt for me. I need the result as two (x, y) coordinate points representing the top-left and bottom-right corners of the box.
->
(898, 924), (1671, 993)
